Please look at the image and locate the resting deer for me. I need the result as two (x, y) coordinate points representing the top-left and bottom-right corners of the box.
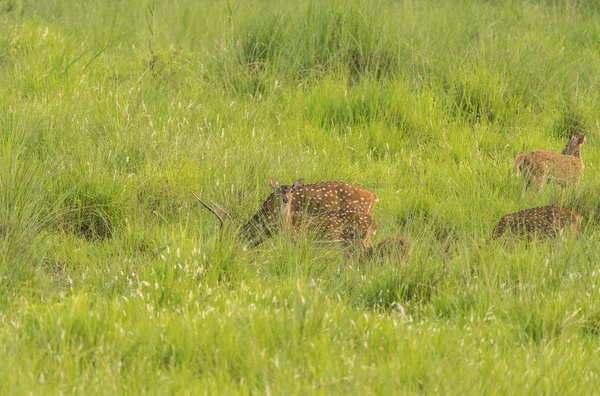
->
(363, 235), (412, 262)
(239, 179), (379, 247)
(514, 133), (586, 197)
(492, 205), (581, 240)
(272, 179), (378, 248)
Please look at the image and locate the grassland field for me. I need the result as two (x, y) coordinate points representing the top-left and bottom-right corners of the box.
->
(2, 0), (600, 393)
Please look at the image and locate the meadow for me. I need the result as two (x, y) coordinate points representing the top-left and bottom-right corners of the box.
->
(1, 0), (600, 393)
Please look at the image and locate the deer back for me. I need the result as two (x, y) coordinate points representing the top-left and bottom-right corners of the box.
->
(288, 182), (379, 216)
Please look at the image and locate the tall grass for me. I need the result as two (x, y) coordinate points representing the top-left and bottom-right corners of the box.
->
(1, 0), (600, 393)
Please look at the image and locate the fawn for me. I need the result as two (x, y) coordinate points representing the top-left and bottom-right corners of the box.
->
(271, 179), (378, 248)
(363, 235), (413, 262)
(492, 205), (581, 240)
(239, 179), (379, 247)
(514, 133), (586, 197)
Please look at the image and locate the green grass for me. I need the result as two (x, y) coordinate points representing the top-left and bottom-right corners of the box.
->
(1, 0), (600, 393)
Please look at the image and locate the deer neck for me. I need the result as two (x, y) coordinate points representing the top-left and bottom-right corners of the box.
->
(280, 202), (293, 230)
(561, 146), (581, 158)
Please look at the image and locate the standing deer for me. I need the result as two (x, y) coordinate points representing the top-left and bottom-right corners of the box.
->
(514, 133), (586, 197)
(492, 205), (581, 240)
(271, 178), (378, 248)
(239, 179), (379, 247)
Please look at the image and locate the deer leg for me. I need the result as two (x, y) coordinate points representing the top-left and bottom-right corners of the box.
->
(521, 178), (531, 200)
(532, 175), (546, 199)
(303, 217), (318, 242)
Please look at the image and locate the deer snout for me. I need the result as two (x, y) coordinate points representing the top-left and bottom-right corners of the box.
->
(283, 197), (289, 204)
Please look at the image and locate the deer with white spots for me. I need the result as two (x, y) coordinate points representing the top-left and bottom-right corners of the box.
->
(363, 235), (413, 262)
(514, 133), (586, 197)
(492, 205), (581, 240)
(272, 179), (378, 248)
(239, 179), (379, 247)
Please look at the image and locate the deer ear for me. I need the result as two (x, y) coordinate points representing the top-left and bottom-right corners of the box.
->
(292, 179), (304, 189)
(270, 179), (280, 190)
(580, 134), (587, 143)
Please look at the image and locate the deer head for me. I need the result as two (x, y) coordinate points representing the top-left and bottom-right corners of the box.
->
(270, 178), (303, 227)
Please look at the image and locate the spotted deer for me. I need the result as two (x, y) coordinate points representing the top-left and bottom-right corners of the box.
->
(514, 134), (586, 197)
(272, 179), (378, 248)
(239, 179), (379, 247)
(492, 205), (581, 240)
(363, 235), (413, 262)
